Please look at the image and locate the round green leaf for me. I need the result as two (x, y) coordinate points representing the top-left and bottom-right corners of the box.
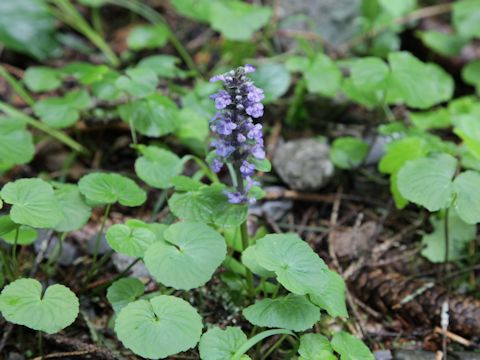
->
(254, 234), (327, 295)
(23, 66), (61, 92)
(309, 270), (348, 318)
(249, 63), (291, 103)
(127, 24), (169, 50)
(54, 185), (91, 232)
(0, 117), (35, 168)
(199, 326), (247, 360)
(107, 277), (145, 313)
(304, 53), (342, 97)
(453, 171), (480, 224)
(350, 57), (389, 92)
(115, 68), (158, 98)
(137, 55), (184, 78)
(0, 178), (62, 228)
(298, 334), (334, 360)
(115, 295), (202, 359)
(462, 60), (480, 92)
(135, 146), (183, 189)
(106, 223), (156, 258)
(453, 0), (480, 38)
(331, 331), (374, 360)
(1, 225), (38, 245)
(243, 294), (320, 331)
(144, 222), (226, 290)
(241, 245), (275, 278)
(331, 137), (369, 169)
(78, 172), (146, 207)
(0, 278), (79, 334)
(397, 153), (457, 212)
(379, 137), (428, 174)
(0, 215), (17, 236)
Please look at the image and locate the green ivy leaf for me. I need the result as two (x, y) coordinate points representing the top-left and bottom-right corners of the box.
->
(243, 294), (320, 331)
(199, 326), (247, 360)
(421, 211), (476, 263)
(298, 333), (334, 360)
(331, 332), (374, 360)
(0, 278), (79, 334)
(135, 146), (183, 189)
(170, 0), (212, 22)
(127, 24), (170, 51)
(62, 62), (110, 85)
(106, 223), (156, 258)
(23, 66), (61, 92)
(453, 171), (480, 224)
(331, 137), (369, 169)
(169, 184), (248, 227)
(379, 137), (428, 174)
(78, 172), (146, 207)
(54, 184), (92, 232)
(115, 68), (159, 98)
(417, 31), (468, 57)
(397, 153), (457, 211)
(309, 270), (348, 318)
(254, 233), (327, 295)
(304, 54), (342, 97)
(249, 63), (291, 103)
(453, 0), (480, 38)
(350, 57), (389, 92)
(0, 178), (62, 228)
(209, 1), (272, 41)
(144, 222), (226, 290)
(409, 108), (452, 131)
(0, 117), (34, 169)
(115, 295), (202, 359)
(107, 277), (145, 313)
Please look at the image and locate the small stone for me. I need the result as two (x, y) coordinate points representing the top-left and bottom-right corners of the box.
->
(86, 232), (111, 255)
(112, 253), (149, 278)
(273, 138), (334, 191)
(7, 352), (25, 360)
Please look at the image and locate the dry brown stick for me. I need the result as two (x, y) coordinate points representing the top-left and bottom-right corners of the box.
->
(31, 350), (91, 360)
(434, 327), (472, 347)
(44, 334), (115, 360)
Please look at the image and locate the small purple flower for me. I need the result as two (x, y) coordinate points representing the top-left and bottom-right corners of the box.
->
(244, 64), (256, 73)
(246, 85), (264, 103)
(211, 158), (223, 173)
(237, 133), (246, 143)
(246, 103), (264, 118)
(212, 90), (232, 109)
(251, 145), (265, 159)
(240, 161), (255, 176)
(210, 74), (225, 83)
(247, 124), (263, 140)
(216, 120), (237, 135)
(225, 191), (245, 204)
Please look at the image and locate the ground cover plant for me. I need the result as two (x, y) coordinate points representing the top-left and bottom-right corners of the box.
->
(0, 0), (479, 359)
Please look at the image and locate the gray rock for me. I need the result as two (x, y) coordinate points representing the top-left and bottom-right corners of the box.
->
(277, 0), (361, 46)
(112, 253), (149, 278)
(273, 139), (334, 191)
(34, 232), (77, 266)
(393, 351), (480, 360)
(375, 350), (393, 360)
(86, 232), (111, 255)
(7, 353), (25, 360)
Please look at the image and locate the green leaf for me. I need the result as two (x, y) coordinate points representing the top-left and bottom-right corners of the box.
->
(0, 215), (17, 237)
(127, 24), (169, 50)
(0, 278), (79, 334)
(144, 222), (226, 290)
(0, 0), (59, 60)
(453, 171), (480, 224)
(138, 55), (185, 78)
(417, 31), (468, 57)
(135, 146), (183, 189)
(298, 333), (334, 360)
(331, 137), (369, 169)
(462, 60), (480, 92)
(453, 0), (480, 38)
(170, 0), (212, 22)
(169, 184), (248, 227)
(232, 329), (293, 360)
(241, 245), (275, 278)
(331, 332), (374, 360)
(304, 54), (342, 97)
(249, 63), (291, 103)
(379, 137), (428, 174)
(23, 67), (61, 92)
(243, 294), (320, 331)
(33, 90), (91, 128)
(115, 68), (159, 98)
(309, 270), (348, 318)
(387, 52), (454, 109)
(78, 172), (146, 207)
(54, 185), (91, 232)
(252, 158), (271, 172)
(0, 117), (34, 168)
(209, 1), (271, 41)
(115, 295), (202, 359)
(0, 178), (62, 228)
(118, 95), (177, 137)
(397, 153), (457, 211)
(62, 62), (110, 85)
(174, 108), (209, 154)
(421, 211), (476, 263)
(0, 219), (37, 245)
(254, 233), (327, 295)
(107, 277), (145, 313)
(379, 0), (416, 17)
(409, 108), (452, 131)
(199, 326), (247, 360)
(350, 57), (389, 92)
(106, 223), (156, 258)
(454, 116), (480, 159)
(171, 176), (203, 192)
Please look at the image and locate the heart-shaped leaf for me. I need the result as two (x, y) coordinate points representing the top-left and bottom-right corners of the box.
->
(23, 66), (62, 92)
(298, 334), (334, 360)
(127, 24), (169, 50)
(0, 178), (62, 228)
(199, 326), (247, 360)
(453, 170), (480, 224)
(78, 172), (146, 207)
(0, 215), (38, 245)
(54, 184), (92, 232)
(134, 146), (183, 189)
(107, 277), (145, 313)
(0, 117), (35, 169)
(241, 245), (275, 278)
(106, 223), (156, 258)
(331, 331), (374, 360)
(115, 68), (159, 98)
(0, 278), (79, 334)
(243, 294), (320, 331)
(115, 295), (202, 359)
(144, 221), (226, 290)
(309, 270), (348, 318)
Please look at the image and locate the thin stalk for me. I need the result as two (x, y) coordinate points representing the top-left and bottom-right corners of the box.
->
(261, 334), (288, 360)
(0, 101), (88, 154)
(11, 227), (20, 276)
(442, 208), (450, 360)
(49, 0), (120, 67)
(182, 155), (219, 183)
(0, 250), (13, 281)
(0, 65), (34, 106)
(91, 7), (104, 37)
(240, 222), (255, 298)
(92, 204), (112, 270)
(105, 0), (200, 75)
(37, 332), (43, 358)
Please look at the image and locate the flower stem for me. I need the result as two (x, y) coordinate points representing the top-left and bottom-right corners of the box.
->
(11, 227), (20, 277)
(91, 203), (112, 272)
(0, 65), (34, 106)
(240, 221), (255, 299)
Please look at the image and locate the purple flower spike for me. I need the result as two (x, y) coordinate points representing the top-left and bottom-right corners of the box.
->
(208, 65), (266, 204)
